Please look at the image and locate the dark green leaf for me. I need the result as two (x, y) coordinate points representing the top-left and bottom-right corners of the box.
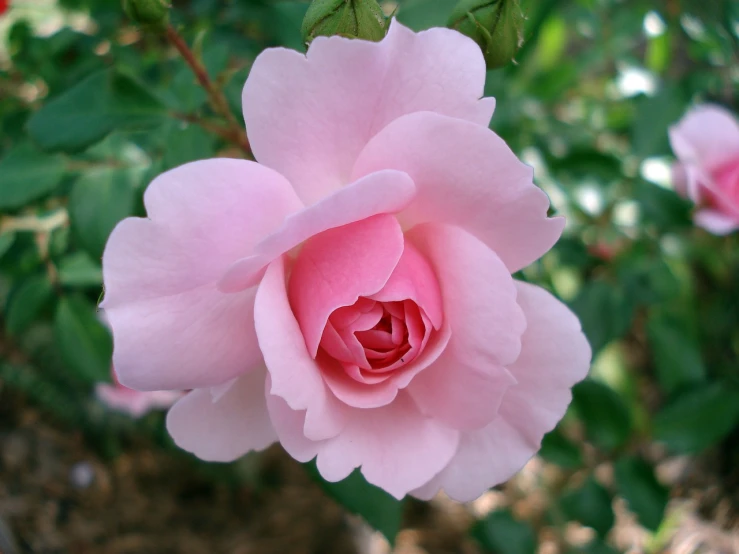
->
(633, 180), (692, 230)
(5, 274), (54, 335)
(27, 69), (165, 153)
(570, 281), (635, 354)
(54, 295), (112, 384)
(68, 168), (139, 259)
(539, 428), (583, 469)
(647, 312), (706, 394)
(653, 383), (739, 453)
(561, 476), (615, 537)
(472, 510), (536, 554)
(572, 380), (632, 450)
(614, 456), (668, 531)
(58, 252), (103, 287)
(0, 144), (65, 209)
(305, 463), (403, 544)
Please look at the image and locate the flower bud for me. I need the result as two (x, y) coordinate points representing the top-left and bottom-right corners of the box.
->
(122, 0), (170, 30)
(448, 0), (523, 70)
(301, 0), (389, 45)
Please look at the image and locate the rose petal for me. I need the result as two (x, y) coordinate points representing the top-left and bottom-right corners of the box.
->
(412, 282), (591, 502)
(218, 170), (415, 293)
(166, 367), (276, 462)
(669, 104), (739, 173)
(694, 209), (739, 235)
(242, 20), (491, 204)
(406, 223), (521, 430)
(102, 159), (301, 391)
(288, 214), (404, 357)
(255, 257), (347, 440)
(352, 112), (564, 273)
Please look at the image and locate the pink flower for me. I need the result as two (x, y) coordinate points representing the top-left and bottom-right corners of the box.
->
(669, 104), (739, 235)
(96, 370), (181, 418)
(101, 21), (591, 500)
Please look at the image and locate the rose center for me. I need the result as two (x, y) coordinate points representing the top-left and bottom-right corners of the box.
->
(318, 297), (433, 383)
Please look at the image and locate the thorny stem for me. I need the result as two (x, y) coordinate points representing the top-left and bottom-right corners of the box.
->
(170, 111), (247, 148)
(165, 24), (252, 157)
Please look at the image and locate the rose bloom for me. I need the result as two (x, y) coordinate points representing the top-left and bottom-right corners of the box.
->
(96, 369), (181, 418)
(102, 21), (591, 500)
(669, 104), (739, 235)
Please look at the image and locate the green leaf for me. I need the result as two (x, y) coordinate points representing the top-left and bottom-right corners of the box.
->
(58, 251), (103, 287)
(653, 383), (739, 453)
(633, 180), (692, 230)
(471, 510), (536, 554)
(539, 428), (583, 469)
(572, 380), (632, 450)
(305, 463), (403, 544)
(0, 233), (15, 260)
(54, 295), (112, 384)
(614, 456), (668, 531)
(162, 122), (217, 170)
(5, 274), (54, 335)
(570, 280), (635, 355)
(27, 69), (165, 153)
(647, 312), (706, 394)
(68, 168), (139, 259)
(561, 476), (615, 538)
(631, 85), (688, 158)
(0, 143), (66, 209)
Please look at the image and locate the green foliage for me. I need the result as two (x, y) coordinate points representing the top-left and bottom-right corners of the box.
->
(653, 383), (739, 453)
(561, 477), (615, 538)
(614, 456), (668, 531)
(304, 462), (403, 543)
(572, 380), (633, 451)
(27, 69), (165, 153)
(472, 510), (536, 554)
(0, 144), (66, 209)
(54, 295), (113, 385)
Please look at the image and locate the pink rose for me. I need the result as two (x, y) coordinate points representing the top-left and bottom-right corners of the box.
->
(669, 104), (739, 235)
(95, 369), (182, 418)
(101, 21), (591, 500)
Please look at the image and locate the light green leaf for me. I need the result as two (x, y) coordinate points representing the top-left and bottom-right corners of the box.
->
(27, 69), (165, 153)
(68, 167), (140, 259)
(5, 274), (54, 335)
(54, 295), (112, 384)
(653, 383), (739, 453)
(0, 144), (65, 209)
(58, 251), (103, 287)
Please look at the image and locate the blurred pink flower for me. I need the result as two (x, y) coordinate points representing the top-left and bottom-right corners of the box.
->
(669, 104), (739, 235)
(95, 370), (181, 418)
(101, 21), (591, 500)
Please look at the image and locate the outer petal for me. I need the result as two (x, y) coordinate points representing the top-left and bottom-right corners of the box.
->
(288, 214), (404, 357)
(218, 170), (415, 293)
(413, 282), (591, 502)
(95, 384), (181, 418)
(669, 104), (739, 173)
(352, 112), (564, 273)
(243, 20), (492, 204)
(166, 366), (277, 462)
(102, 159), (302, 391)
(694, 209), (739, 235)
(406, 223), (522, 430)
(255, 256), (347, 441)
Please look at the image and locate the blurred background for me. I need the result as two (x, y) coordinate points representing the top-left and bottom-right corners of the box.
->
(0, 0), (737, 552)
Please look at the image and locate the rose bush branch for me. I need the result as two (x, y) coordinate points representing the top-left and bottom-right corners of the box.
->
(165, 25), (252, 157)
